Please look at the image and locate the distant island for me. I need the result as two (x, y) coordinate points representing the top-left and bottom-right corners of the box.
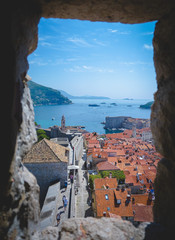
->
(110, 103), (117, 106)
(123, 98), (133, 100)
(28, 81), (72, 106)
(140, 101), (154, 109)
(59, 89), (110, 99)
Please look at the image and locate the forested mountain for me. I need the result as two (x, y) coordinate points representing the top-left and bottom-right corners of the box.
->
(28, 81), (72, 106)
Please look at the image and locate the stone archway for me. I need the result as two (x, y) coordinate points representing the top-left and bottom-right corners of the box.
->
(2, 1), (175, 239)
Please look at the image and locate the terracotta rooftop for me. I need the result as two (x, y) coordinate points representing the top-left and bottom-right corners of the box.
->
(132, 194), (154, 206)
(133, 204), (153, 222)
(94, 178), (118, 189)
(97, 161), (120, 171)
(23, 138), (69, 163)
(95, 189), (133, 218)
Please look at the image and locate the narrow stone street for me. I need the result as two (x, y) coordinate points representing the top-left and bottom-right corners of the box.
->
(75, 149), (93, 218)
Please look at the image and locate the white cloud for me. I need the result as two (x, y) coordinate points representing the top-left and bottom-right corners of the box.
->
(67, 66), (84, 72)
(67, 37), (92, 47)
(29, 60), (48, 66)
(67, 58), (78, 62)
(119, 31), (130, 35)
(120, 61), (148, 65)
(65, 65), (114, 73)
(29, 57), (67, 66)
(82, 65), (92, 70)
(108, 29), (130, 35)
(108, 29), (118, 33)
(40, 41), (53, 47)
(93, 39), (107, 46)
(144, 44), (153, 50)
(142, 32), (153, 35)
(33, 53), (39, 57)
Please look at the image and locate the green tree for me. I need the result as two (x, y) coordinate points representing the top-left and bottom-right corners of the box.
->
(36, 129), (50, 142)
(89, 174), (101, 190)
(100, 170), (125, 184)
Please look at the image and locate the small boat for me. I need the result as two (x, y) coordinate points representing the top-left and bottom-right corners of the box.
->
(52, 117), (55, 120)
(88, 104), (100, 107)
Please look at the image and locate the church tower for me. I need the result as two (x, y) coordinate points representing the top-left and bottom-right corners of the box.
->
(61, 115), (66, 130)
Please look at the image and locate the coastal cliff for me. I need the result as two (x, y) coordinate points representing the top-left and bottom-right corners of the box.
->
(28, 81), (72, 106)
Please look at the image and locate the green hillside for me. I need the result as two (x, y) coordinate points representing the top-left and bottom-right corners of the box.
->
(140, 101), (154, 109)
(28, 81), (72, 106)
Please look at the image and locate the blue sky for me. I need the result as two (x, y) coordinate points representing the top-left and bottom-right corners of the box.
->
(28, 18), (157, 99)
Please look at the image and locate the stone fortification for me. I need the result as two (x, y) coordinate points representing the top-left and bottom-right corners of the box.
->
(71, 135), (84, 165)
(105, 116), (150, 130)
(105, 116), (127, 129)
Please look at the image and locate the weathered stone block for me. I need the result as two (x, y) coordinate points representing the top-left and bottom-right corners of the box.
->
(59, 217), (148, 240)
(153, 158), (175, 229)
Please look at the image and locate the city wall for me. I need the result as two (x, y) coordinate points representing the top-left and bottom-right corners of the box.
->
(24, 162), (67, 207)
(71, 135), (84, 165)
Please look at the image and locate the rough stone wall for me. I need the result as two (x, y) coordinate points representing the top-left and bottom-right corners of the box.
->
(151, 12), (175, 229)
(0, 2), (41, 239)
(59, 217), (148, 240)
(40, 0), (175, 24)
(3, 0), (175, 239)
(1, 0), (40, 208)
(0, 81), (40, 239)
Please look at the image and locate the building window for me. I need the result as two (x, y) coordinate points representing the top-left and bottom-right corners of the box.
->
(105, 194), (109, 200)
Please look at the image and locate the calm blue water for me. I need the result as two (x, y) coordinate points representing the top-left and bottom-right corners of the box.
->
(34, 99), (152, 134)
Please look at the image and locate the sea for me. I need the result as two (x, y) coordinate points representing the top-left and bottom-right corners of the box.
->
(34, 99), (152, 134)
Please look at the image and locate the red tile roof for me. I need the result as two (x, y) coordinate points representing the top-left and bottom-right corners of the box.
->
(132, 194), (154, 206)
(133, 204), (153, 222)
(94, 178), (118, 189)
(97, 161), (120, 171)
(95, 189), (133, 218)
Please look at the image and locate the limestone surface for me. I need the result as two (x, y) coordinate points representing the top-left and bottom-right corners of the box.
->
(40, 0), (175, 24)
(59, 217), (148, 240)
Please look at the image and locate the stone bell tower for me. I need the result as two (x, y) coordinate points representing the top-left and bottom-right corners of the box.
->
(61, 115), (66, 131)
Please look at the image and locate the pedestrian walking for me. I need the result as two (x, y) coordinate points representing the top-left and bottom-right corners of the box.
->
(62, 195), (66, 206)
(70, 174), (74, 185)
(64, 197), (68, 212)
(56, 212), (61, 226)
(64, 180), (68, 191)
